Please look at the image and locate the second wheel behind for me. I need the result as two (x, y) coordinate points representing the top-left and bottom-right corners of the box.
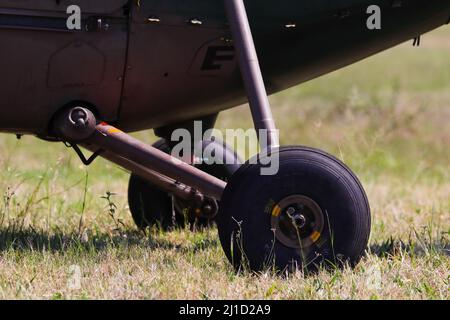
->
(128, 138), (241, 230)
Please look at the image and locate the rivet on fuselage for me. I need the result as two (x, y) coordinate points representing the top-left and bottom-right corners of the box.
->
(285, 23), (297, 29)
(189, 18), (203, 26)
(146, 16), (161, 24)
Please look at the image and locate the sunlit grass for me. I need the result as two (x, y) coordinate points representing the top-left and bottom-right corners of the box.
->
(0, 28), (448, 300)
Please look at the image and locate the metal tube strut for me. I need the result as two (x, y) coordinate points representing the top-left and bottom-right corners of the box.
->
(82, 147), (200, 202)
(224, 0), (279, 149)
(87, 123), (227, 200)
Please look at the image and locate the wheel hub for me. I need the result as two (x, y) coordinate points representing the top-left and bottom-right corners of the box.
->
(271, 195), (324, 249)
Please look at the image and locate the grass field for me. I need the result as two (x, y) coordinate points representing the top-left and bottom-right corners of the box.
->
(0, 28), (449, 300)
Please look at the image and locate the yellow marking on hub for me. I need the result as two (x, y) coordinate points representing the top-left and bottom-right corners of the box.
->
(310, 231), (321, 243)
(272, 205), (281, 217)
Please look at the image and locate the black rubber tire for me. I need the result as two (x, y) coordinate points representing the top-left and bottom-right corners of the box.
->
(217, 146), (371, 272)
(128, 138), (241, 230)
